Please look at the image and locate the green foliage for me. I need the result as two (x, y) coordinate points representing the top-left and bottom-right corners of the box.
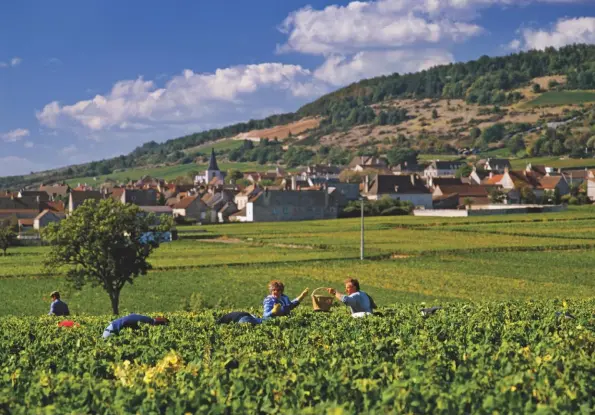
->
(481, 123), (506, 145)
(489, 188), (506, 204)
(532, 83), (542, 93)
(0, 220), (16, 255)
(507, 134), (526, 154)
(469, 127), (482, 140)
(386, 148), (418, 166)
(283, 147), (315, 168)
(42, 198), (173, 314)
(520, 187), (537, 204)
(342, 197), (413, 217)
(455, 164), (473, 178)
(1, 300), (594, 413)
(229, 139), (284, 165)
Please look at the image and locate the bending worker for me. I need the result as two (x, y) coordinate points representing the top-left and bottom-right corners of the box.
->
(103, 313), (168, 338)
(327, 278), (375, 317)
(48, 291), (70, 316)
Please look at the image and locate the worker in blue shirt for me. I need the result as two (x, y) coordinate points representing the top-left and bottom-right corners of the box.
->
(48, 291), (70, 316)
(327, 278), (376, 317)
(263, 280), (309, 319)
(103, 314), (169, 339)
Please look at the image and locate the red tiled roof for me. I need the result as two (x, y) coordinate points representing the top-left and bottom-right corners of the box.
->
(173, 196), (198, 209)
(483, 174), (504, 185)
(435, 185), (489, 197)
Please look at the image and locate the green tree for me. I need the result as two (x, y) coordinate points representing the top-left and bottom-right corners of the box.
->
(520, 186), (536, 204)
(42, 198), (173, 314)
(469, 127), (481, 140)
(481, 123), (505, 144)
(489, 188), (506, 204)
(532, 83), (541, 93)
(386, 148), (418, 167)
(227, 169), (244, 184)
(187, 170), (199, 181)
(455, 164), (473, 178)
(432, 109), (438, 119)
(0, 221), (16, 255)
(507, 134), (526, 155)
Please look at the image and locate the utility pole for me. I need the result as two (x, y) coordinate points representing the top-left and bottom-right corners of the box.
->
(360, 197), (364, 260)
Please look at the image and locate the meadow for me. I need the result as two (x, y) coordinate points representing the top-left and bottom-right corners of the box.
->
(525, 90), (595, 107)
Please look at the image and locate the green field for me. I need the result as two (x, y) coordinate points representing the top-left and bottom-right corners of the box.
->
(2, 206), (595, 315)
(509, 156), (595, 170)
(525, 90), (595, 107)
(184, 138), (244, 154)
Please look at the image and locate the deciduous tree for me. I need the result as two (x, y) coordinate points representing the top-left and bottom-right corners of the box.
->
(42, 198), (173, 314)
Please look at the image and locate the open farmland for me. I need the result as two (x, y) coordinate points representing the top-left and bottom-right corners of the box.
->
(1, 206), (595, 315)
(1, 207), (594, 413)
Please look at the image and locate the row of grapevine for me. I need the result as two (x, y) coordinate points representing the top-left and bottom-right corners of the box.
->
(1, 300), (593, 414)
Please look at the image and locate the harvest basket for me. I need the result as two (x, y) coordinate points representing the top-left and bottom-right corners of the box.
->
(311, 287), (334, 312)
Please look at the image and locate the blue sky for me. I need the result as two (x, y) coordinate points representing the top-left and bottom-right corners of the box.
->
(0, 0), (594, 176)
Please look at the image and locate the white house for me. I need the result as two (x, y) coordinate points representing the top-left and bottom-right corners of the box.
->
(362, 174), (433, 208)
(423, 161), (466, 178)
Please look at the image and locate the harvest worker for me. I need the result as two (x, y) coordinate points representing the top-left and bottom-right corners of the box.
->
(263, 280), (309, 319)
(103, 313), (169, 339)
(216, 311), (262, 325)
(327, 278), (375, 317)
(48, 291), (70, 316)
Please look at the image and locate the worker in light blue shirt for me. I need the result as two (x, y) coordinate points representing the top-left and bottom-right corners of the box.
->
(48, 291), (70, 316)
(327, 278), (376, 316)
(103, 314), (169, 339)
(262, 280), (309, 319)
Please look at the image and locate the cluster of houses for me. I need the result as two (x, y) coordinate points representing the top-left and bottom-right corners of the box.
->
(2, 149), (594, 232)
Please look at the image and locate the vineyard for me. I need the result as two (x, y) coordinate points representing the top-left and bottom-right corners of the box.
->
(1, 301), (593, 413)
(0, 207), (594, 412)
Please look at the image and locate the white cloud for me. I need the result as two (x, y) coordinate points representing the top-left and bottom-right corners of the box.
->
(1, 128), (30, 142)
(518, 17), (595, 50)
(314, 49), (454, 86)
(279, 2), (482, 55)
(0, 57), (22, 68)
(37, 63), (315, 134)
(24, 141), (34, 148)
(507, 38), (522, 51)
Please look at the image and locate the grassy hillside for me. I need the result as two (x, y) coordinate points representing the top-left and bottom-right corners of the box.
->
(525, 90), (595, 107)
(63, 161), (280, 187)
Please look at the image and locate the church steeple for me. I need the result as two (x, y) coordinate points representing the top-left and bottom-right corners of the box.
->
(208, 148), (220, 171)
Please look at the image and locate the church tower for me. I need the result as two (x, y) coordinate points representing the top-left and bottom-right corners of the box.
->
(204, 148), (225, 184)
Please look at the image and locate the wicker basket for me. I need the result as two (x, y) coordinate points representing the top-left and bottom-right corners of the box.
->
(311, 287), (334, 312)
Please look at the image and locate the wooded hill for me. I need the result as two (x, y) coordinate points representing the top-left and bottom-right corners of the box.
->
(3, 44), (595, 189)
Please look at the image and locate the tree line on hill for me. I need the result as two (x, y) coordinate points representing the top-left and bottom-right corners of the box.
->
(3, 44), (595, 190)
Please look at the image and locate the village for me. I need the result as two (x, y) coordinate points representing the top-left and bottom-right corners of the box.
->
(1, 146), (594, 237)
